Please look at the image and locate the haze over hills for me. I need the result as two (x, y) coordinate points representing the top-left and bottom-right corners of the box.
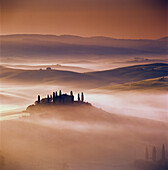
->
(1, 1), (168, 169)
(86, 63), (168, 84)
(100, 76), (168, 92)
(0, 63), (167, 89)
(1, 102), (168, 170)
(1, 64), (92, 73)
(0, 34), (167, 60)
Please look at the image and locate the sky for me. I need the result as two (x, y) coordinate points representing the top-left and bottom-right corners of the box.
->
(0, 0), (167, 39)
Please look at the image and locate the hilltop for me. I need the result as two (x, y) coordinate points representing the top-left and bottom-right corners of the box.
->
(24, 92), (168, 125)
(26, 90), (93, 121)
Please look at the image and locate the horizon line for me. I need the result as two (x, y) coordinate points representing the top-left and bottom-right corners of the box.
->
(0, 33), (167, 41)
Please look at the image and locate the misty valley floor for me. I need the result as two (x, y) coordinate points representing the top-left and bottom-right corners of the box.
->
(0, 105), (168, 170)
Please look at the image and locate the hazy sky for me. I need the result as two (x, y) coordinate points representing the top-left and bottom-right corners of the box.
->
(0, 0), (167, 39)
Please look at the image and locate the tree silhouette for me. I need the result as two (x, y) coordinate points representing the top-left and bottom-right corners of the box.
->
(152, 146), (157, 162)
(38, 95), (40, 103)
(59, 90), (62, 96)
(53, 92), (55, 102)
(78, 93), (80, 101)
(70, 91), (73, 96)
(162, 144), (166, 162)
(47, 95), (50, 103)
(81, 92), (84, 102)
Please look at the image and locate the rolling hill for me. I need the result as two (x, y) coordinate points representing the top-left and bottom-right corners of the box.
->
(85, 63), (168, 84)
(100, 76), (168, 91)
(0, 66), (101, 88)
(0, 63), (167, 89)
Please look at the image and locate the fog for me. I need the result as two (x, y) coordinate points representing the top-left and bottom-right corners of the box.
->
(0, 101), (167, 170)
(1, 83), (167, 122)
(1, 54), (167, 72)
(0, 64), (167, 169)
(87, 91), (168, 121)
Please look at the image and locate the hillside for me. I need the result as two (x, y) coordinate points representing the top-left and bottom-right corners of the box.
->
(100, 76), (168, 92)
(26, 104), (114, 123)
(85, 63), (168, 84)
(24, 103), (168, 126)
(0, 66), (102, 88)
(2, 64), (92, 73)
(0, 63), (167, 89)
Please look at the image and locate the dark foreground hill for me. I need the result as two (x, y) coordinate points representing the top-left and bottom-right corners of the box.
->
(0, 63), (167, 89)
(26, 103), (124, 123)
(25, 103), (168, 127)
(1, 104), (168, 170)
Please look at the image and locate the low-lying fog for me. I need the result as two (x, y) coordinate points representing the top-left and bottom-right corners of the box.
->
(0, 83), (167, 122)
(0, 64), (167, 170)
(0, 82), (168, 170)
(1, 54), (167, 72)
(1, 35), (168, 169)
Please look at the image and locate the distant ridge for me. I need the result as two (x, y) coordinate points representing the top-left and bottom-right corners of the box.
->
(1, 34), (168, 41)
(158, 36), (168, 41)
(1, 34), (167, 58)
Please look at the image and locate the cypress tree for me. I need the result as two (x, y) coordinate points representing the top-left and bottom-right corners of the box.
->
(152, 146), (156, 162)
(162, 144), (166, 161)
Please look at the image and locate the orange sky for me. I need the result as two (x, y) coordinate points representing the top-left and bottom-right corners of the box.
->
(0, 0), (167, 39)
